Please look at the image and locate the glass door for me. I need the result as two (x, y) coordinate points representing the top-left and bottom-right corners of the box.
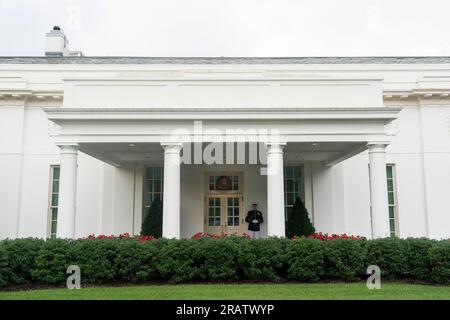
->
(204, 195), (243, 235)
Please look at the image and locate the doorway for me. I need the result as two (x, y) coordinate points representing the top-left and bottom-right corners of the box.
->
(204, 173), (244, 235)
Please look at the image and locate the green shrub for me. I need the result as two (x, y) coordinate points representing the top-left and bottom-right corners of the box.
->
(71, 239), (120, 283)
(2, 238), (45, 285)
(365, 238), (408, 279)
(286, 198), (315, 238)
(286, 238), (324, 282)
(405, 238), (435, 281)
(194, 237), (241, 281)
(156, 239), (199, 283)
(114, 239), (160, 282)
(323, 239), (366, 281)
(0, 237), (449, 287)
(31, 239), (74, 284)
(237, 238), (289, 281)
(0, 244), (9, 287)
(428, 241), (450, 284)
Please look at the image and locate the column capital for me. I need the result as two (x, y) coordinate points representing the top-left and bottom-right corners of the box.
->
(161, 142), (183, 153)
(265, 142), (286, 153)
(367, 142), (388, 153)
(57, 144), (79, 154)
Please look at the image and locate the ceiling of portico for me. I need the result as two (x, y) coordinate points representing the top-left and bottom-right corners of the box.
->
(79, 141), (367, 167)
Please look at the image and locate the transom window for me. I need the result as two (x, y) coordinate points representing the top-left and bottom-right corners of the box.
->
(208, 175), (240, 192)
(48, 166), (60, 239)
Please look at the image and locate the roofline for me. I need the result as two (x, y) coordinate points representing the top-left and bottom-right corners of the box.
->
(2, 56), (450, 65)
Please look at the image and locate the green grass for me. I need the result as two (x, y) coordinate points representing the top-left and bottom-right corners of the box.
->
(0, 283), (449, 300)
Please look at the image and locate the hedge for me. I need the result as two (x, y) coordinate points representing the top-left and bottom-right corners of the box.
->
(0, 237), (448, 288)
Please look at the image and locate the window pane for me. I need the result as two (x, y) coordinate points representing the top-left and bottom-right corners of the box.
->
(284, 167), (293, 178)
(153, 167), (162, 178)
(285, 193), (294, 206)
(388, 206), (395, 219)
(389, 219), (396, 234)
(53, 167), (60, 179)
(51, 208), (58, 220)
(387, 179), (394, 192)
(388, 191), (394, 204)
(51, 194), (58, 206)
(51, 220), (58, 234)
(154, 180), (162, 192)
(52, 181), (59, 193)
(294, 180), (301, 193)
(286, 179), (294, 192)
(386, 166), (393, 179)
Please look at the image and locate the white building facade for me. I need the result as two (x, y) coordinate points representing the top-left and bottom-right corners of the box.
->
(1, 31), (450, 240)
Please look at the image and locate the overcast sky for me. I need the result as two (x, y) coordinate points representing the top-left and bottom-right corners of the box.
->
(1, 0), (449, 57)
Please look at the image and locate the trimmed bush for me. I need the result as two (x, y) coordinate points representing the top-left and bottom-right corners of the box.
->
(0, 236), (449, 287)
(323, 239), (367, 281)
(2, 238), (45, 285)
(237, 238), (289, 281)
(157, 239), (200, 283)
(0, 244), (8, 287)
(428, 241), (450, 284)
(31, 239), (74, 284)
(365, 238), (408, 279)
(286, 238), (324, 282)
(114, 239), (160, 282)
(71, 239), (120, 283)
(405, 238), (435, 281)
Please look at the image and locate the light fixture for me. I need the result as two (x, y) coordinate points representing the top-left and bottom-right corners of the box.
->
(128, 143), (136, 147)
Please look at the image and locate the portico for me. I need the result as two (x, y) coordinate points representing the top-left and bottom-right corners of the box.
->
(46, 106), (399, 239)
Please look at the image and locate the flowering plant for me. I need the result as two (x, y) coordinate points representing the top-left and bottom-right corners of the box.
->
(82, 233), (157, 242)
(191, 232), (251, 239)
(292, 232), (365, 241)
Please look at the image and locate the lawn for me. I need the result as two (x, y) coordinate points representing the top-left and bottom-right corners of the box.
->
(0, 283), (449, 300)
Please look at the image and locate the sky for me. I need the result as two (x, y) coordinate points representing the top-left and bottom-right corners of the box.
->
(0, 0), (450, 57)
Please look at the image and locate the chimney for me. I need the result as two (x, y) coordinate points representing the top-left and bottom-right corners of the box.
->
(45, 26), (83, 57)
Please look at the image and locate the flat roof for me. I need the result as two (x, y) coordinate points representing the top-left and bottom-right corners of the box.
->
(1, 56), (450, 65)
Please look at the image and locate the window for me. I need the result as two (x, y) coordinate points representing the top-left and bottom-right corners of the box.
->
(284, 166), (304, 219)
(143, 167), (163, 208)
(48, 166), (60, 239)
(386, 164), (398, 237)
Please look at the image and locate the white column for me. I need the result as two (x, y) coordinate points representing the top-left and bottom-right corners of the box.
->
(161, 143), (182, 239)
(368, 143), (390, 238)
(57, 144), (79, 239)
(266, 142), (286, 237)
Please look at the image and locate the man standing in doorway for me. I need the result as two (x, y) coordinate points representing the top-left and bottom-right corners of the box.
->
(245, 203), (264, 239)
